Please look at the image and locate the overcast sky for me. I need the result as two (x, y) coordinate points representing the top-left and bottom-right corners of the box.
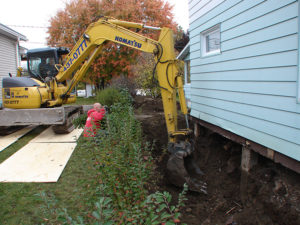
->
(0, 0), (189, 49)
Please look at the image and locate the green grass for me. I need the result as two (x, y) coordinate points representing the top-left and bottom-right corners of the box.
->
(0, 132), (102, 224)
(70, 96), (97, 105)
(0, 96), (99, 224)
(0, 96), (98, 224)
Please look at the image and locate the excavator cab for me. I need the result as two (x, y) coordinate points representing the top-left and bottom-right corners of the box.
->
(27, 47), (69, 81)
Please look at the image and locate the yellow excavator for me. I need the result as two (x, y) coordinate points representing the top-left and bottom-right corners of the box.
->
(0, 17), (206, 193)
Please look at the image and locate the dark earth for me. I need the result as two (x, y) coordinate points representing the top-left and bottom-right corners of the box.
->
(133, 95), (300, 225)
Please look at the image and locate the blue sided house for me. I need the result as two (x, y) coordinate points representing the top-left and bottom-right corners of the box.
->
(180, 0), (300, 172)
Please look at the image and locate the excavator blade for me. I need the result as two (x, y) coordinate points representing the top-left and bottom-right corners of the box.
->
(167, 141), (207, 194)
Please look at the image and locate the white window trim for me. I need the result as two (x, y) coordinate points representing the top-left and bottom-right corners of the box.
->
(201, 24), (221, 57)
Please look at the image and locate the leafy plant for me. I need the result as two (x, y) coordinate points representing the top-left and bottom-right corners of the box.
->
(96, 87), (133, 109)
(40, 89), (187, 224)
(96, 87), (122, 108)
(37, 191), (76, 225)
(90, 184), (188, 225)
(72, 114), (88, 129)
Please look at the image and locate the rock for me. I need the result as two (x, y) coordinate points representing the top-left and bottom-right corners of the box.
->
(185, 207), (192, 213)
(226, 155), (240, 174)
(273, 179), (287, 196)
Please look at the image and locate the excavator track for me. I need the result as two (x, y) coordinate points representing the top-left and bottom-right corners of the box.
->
(52, 106), (81, 134)
(0, 126), (24, 136)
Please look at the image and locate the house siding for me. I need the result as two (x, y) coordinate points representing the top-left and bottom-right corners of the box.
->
(188, 0), (300, 161)
(0, 33), (17, 106)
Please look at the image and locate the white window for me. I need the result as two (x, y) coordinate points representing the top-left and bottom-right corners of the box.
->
(201, 24), (221, 57)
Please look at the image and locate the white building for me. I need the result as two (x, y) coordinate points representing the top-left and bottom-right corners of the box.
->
(0, 23), (27, 107)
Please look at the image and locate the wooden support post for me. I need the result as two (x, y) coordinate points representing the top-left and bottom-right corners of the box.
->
(194, 122), (200, 138)
(241, 146), (258, 172)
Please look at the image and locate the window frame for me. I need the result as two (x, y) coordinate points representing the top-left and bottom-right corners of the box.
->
(201, 24), (221, 57)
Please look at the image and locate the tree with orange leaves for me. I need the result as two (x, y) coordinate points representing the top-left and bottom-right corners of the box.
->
(47, 0), (178, 89)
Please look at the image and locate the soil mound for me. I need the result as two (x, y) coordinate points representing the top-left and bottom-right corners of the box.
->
(134, 95), (300, 225)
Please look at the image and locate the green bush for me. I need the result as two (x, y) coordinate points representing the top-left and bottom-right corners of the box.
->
(96, 87), (133, 109)
(41, 92), (187, 224)
(96, 87), (122, 108)
(86, 102), (187, 224)
(72, 114), (87, 129)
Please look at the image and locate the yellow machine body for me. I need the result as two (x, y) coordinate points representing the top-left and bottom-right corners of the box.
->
(2, 78), (75, 109)
(3, 86), (43, 109)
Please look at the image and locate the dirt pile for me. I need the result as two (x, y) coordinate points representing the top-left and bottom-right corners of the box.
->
(134, 95), (300, 225)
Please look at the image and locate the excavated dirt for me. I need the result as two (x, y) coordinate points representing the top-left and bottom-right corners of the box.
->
(134, 95), (300, 225)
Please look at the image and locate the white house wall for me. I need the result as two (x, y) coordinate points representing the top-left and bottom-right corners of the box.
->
(0, 33), (17, 106)
(188, 0), (300, 161)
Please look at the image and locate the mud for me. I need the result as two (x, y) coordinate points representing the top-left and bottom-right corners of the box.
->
(134, 95), (300, 225)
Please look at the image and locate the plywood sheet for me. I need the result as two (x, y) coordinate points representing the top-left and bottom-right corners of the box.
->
(30, 127), (83, 143)
(0, 142), (77, 182)
(0, 126), (35, 152)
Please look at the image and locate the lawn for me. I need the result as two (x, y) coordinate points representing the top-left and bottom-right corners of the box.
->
(0, 129), (102, 224)
(69, 96), (97, 105)
(0, 97), (101, 224)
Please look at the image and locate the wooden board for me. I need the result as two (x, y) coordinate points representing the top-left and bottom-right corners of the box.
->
(0, 126), (35, 152)
(0, 128), (83, 182)
(0, 142), (77, 182)
(30, 127), (83, 143)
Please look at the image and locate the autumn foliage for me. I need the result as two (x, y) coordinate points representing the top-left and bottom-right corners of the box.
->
(47, 0), (178, 87)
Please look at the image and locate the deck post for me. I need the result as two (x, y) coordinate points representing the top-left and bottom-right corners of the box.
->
(194, 122), (200, 138)
(241, 146), (258, 172)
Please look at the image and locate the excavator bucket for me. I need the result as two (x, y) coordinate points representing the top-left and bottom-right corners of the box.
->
(167, 141), (207, 194)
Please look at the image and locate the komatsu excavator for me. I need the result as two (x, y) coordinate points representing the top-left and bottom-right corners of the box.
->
(0, 17), (206, 193)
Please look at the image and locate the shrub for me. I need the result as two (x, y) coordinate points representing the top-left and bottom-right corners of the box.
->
(96, 87), (133, 109)
(85, 101), (187, 224)
(96, 87), (122, 108)
(72, 114), (87, 129)
(42, 90), (187, 224)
